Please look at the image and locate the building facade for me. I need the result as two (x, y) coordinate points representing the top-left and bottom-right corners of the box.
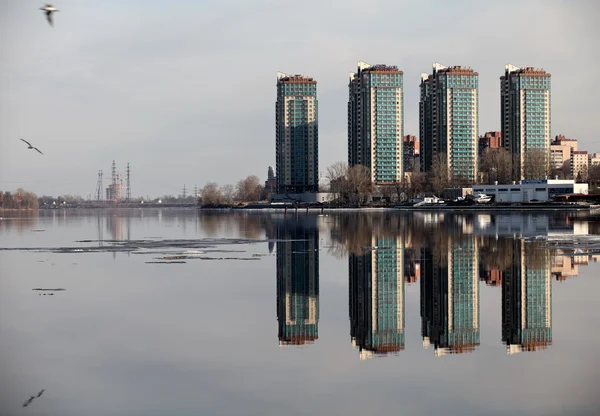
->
(348, 62), (404, 184)
(349, 236), (405, 359)
(472, 179), (588, 203)
(478, 131), (502, 156)
(276, 216), (320, 346)
(571, 151), (589, 180)
(403, 135), (420, 172)
(501, 65), (551, 180)
(550, 135), (577, 171)
(275, 73), (318, 194)
(421, 235), (480, 356)
(503, 240), (552, 354)
(420, 63), (479, 183)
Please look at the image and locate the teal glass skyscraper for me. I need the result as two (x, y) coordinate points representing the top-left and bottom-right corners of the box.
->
(420, 64), (479, 183)
(275, 73), (318, 194)
(421, 235), (480, 356)
(348, 62), (404, 183)
(501, 65), (551, 180)
(503, 240), (552, 354)
(276, 216), (319, 346)
(349, 236), (405, 359)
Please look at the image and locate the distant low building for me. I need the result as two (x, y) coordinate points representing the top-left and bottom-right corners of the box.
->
(478, 131), (502, 156)
(472, 179), (588, 203)
(550, 135), (577, 171)
(403, 135), (420, 172)
(271, 192), (335, 204)
(571, 151), (589, 180)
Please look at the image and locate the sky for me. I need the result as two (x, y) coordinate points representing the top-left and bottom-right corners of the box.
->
(1, 0), (599, 198)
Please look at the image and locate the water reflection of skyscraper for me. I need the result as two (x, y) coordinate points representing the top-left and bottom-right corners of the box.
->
(275, 215), (319, 346)
(349, 237), (405, 359)
(502, 240), (552, 354)
(421, 234), (480, 356)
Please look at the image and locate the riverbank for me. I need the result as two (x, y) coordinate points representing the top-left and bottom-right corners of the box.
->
(29, 202), (600, 212)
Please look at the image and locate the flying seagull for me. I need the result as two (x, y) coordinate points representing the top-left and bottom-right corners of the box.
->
(40, 4), (59, 27)
(37, 389), (45, 398)
(20, 138), (44, 155)
(22, 396), (35, 408)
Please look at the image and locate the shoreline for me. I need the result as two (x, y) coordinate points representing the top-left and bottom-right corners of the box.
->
(19, 202), (600, 213)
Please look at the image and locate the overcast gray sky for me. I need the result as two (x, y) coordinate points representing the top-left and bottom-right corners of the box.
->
(1, 0), (599, 198)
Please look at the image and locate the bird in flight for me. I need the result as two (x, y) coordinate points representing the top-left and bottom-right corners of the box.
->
(37, 389), (45, 398)
(40, 4), (59, 27)
(20, 138), (44, 155)
(22, 396), (35, 408)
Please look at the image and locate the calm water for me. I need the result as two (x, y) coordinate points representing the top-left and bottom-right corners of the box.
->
(1, 209), (599, 416)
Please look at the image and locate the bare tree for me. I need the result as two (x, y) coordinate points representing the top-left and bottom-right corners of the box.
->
(430, 153), (449, 195)
(236, 175), (263, 202)
(479, 148), (512, 184)
(200, 182), (223, 207)
(1, 189), (39, 210)
(408, 172), (426, 199)
(326, 161), (348, 183)
(378, 184), (394, 204)
(347, 165), (372, 206)
(561, 160), (571, 179)
(589, 163), (600, 188)
(220, 184), (235, 204)
(325, 161), (348, 204)
(523, 149), (548, 180)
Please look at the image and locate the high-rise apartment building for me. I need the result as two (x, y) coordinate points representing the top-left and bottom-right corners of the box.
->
(275, 73), (318, 194)
(420, 63), (479, 183)
(349, 236), (405, 359)
(501, 65), (551, 180)
(503, 240), (552, 354)
(421, 235), (480, 356)
(276, 216), (319, 346)
(348, 61), (404, 183)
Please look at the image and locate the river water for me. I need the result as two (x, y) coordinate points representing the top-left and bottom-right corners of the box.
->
(1, 209), (599, 415)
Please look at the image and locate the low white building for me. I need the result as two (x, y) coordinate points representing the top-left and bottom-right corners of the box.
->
(271, 192), (335, 203)
(472, 179), (588, 203)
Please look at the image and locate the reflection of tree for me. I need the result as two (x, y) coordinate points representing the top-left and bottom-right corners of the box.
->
(198, 212), (264, 239)
(526, 241), (551, 271)
(478, 237), (514, 271)
(328, 213), (426, 258)
(0, 211), (38, 234)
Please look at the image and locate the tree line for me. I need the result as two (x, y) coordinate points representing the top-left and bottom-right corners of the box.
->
(0, 189), (39, 210)
(199, 175), (266, 207)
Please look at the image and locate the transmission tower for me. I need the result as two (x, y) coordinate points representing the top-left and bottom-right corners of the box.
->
(182, 184), (187, 199)
(111, 160), (117, 187)
(194, 184), (198, 199)
(126, 163), (131, 201)
(95, 170), (103, 201)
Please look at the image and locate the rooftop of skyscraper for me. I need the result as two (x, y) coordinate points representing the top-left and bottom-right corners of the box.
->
(504, 65), (551, 77)
(351, 61), (403, 77)
(276, 72), (317, 84)
(364, 64), (403, 74)
(435, 65), (478, 76)
(554, 134), (577, 142)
